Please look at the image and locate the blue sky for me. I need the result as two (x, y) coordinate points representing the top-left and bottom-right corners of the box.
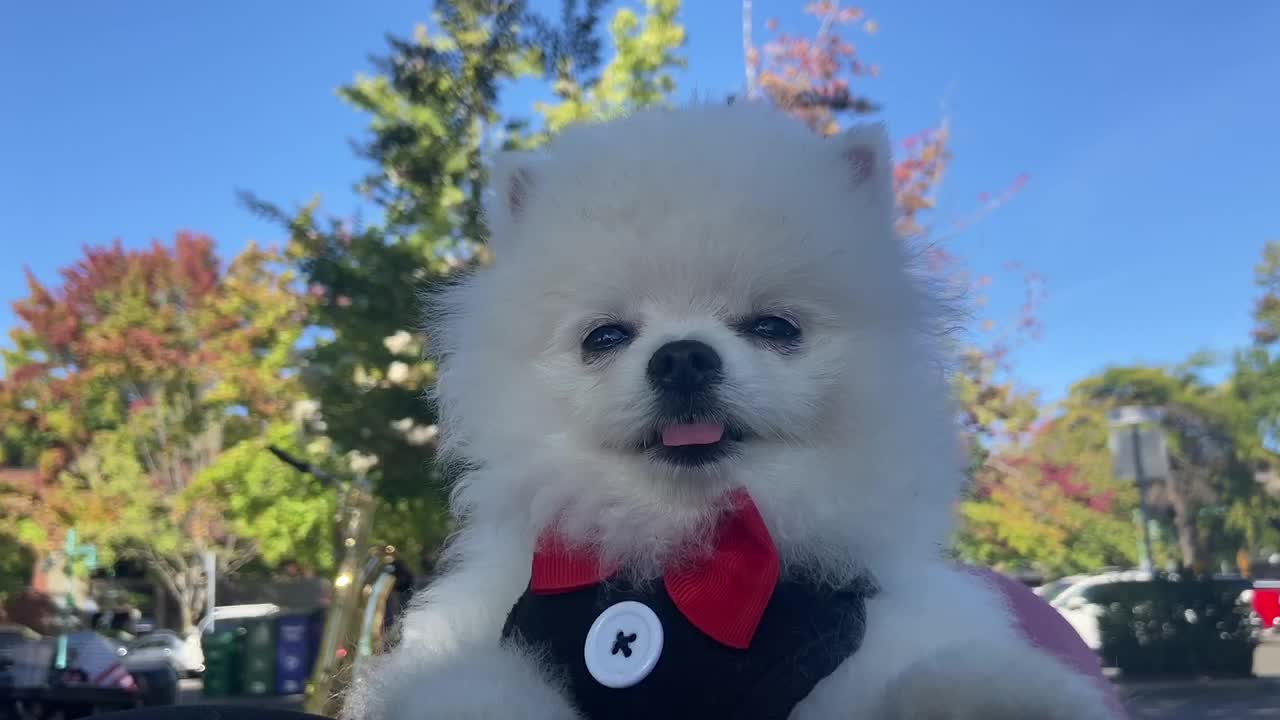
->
(2, 1), (1277, 404)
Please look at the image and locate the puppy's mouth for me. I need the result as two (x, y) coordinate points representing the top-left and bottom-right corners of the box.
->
(638, 419), (748, 468)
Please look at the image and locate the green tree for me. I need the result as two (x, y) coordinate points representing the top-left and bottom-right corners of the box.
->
(1071, 365), (1260, 572)
(0, 539), (34, 607)
(0, 235), (312, 632)
(955, 399), (1138, 576)
(1249, 240), (1280, 345)
(1235, 241), (1280, 445)
(0, 471), (38, 607)
(533, 0), (684, 136)
(248, 0), (687, 564)
(956, 360), (1272, 575)
(1225, 239), (1280, 561)
(187, 422), (339, 574)
(339, 0), (529, 254)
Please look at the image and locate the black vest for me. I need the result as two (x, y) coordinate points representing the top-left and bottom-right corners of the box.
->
(501, 575), (875, 720)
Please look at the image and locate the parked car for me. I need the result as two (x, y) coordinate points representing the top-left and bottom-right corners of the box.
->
(0, 624), (41, 658)
(0, 625), (41, 646)
(127, 630), (204, 677)
(3, 633), (181, 715)
(1033, 575), (1088, 604)
(1252, 579), (1280, 634)
(0, 624), (42, 687)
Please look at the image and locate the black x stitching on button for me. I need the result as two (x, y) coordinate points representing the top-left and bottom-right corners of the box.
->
(611, 630), (638, 658)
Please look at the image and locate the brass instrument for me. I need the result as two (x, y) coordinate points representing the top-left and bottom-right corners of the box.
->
(268, 448), (401, 718)
(303, 473), (391, 717)
(356, 550), (400, 673)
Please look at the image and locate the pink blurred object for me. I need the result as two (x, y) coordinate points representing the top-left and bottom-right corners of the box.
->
(969, 567), (1128, 719)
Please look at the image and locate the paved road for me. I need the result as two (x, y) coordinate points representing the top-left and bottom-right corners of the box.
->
(176, 643), (1280, 717)
(1121, 678), (1280, 719)
(1118, 640), (1280, 719)
(178, 680), (1280, 718)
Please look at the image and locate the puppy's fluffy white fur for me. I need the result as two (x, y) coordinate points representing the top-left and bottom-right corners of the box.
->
(342, 105), (1117, 719)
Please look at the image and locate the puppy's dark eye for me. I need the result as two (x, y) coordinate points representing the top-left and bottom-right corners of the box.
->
(750, 315), (801, 341)
(582, 324), (632, 354)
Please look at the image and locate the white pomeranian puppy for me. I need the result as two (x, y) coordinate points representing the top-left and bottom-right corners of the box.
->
(341, 104), (1116, 719)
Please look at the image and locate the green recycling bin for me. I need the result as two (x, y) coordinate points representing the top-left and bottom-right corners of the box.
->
(241, 616), (278, 696)
(200, 629), (243, 698)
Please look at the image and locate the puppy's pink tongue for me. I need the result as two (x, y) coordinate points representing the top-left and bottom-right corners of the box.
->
(661, 423), (725, 447)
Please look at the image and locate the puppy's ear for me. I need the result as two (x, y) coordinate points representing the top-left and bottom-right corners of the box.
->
(487, 151), (540, 239)
(836, 123), (892, 197)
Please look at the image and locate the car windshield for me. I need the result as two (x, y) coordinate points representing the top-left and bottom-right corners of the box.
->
(1050, 581), (1097, 606)
(0, 633), (28, 647)
(132, 635), (177, 649)
(1037, 579), (1077, 603)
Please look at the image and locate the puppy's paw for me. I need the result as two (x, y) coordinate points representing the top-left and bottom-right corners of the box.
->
(340, 643), (579, 720)
(874, 643), (1120, 720)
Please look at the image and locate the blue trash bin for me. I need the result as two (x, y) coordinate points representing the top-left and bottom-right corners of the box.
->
(273, 614), (313, 696)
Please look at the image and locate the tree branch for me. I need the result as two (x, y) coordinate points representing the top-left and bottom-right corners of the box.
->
(141, 548), (184, 609)
(222, 543), (259, 575)
(742, 0), (757, 100)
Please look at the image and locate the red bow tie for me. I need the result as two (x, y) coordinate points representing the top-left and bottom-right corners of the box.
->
(529, 490), (780, 650)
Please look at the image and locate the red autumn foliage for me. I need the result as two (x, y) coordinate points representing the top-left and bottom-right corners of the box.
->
(994, 455), (1116, 513)
(747, 4), (1040, 365)
(1, 233), (303, 482)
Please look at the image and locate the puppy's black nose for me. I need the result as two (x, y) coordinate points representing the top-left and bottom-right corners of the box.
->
(647, 340), (722, 394)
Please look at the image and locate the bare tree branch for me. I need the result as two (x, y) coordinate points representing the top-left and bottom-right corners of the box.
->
(816, 0), (839, 41)
(222, 542), (259, 575)
(742, 0), (757, 100)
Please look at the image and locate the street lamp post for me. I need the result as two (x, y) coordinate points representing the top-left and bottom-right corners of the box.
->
(1128, 421), (1156, 574)
(1107, 406), (1169, 574)
(54, 528), (96, 671)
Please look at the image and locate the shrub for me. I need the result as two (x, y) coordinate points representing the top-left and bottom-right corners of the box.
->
(1092, 576), (1255, 677)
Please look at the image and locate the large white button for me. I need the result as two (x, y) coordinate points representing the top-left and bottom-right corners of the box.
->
(583, 600), (664, 688)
